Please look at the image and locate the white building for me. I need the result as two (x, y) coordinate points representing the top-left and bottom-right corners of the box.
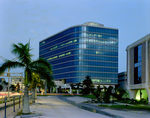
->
(11, 77), (24, 91)
(126, 33), (150, 103)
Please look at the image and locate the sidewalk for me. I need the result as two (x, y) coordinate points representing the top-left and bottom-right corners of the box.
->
(63, 96), (150, 118)
(0, 95), (31, 118)
(4, 96), (150, 118)
(0, 99), (23, 118)
(16, 96), (110, 118)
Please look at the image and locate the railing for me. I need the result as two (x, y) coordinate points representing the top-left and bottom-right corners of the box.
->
(0, 94), (32, 118)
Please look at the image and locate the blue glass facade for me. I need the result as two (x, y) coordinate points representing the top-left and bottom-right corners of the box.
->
(39, 23), (118, 84)
(134, 45), (142, 84)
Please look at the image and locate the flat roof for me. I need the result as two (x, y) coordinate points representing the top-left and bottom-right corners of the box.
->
(126, 33), (150, 51)
(40, 23), (118, 43)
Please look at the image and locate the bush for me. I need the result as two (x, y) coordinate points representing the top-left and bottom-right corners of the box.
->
(93, 85), (101, 101)
(82, 75), (93, 95)
(129, 98), (137, 104)
(102, 86), (113, 103)
(113, 88), (127, 101)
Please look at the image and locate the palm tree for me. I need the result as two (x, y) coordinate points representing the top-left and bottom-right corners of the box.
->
(0, 42), (53, 114)
(82, 75), (93, 95)
(10, 84), (16, 91)
(28, 73), (45, 103)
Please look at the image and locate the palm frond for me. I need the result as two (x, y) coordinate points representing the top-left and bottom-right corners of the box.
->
(32, 67), (53, 81)
(12, 42), (33, 66)
(30, 58), (52, 72)
(0, 60), (24, 74)
(28, 74), (45, 90)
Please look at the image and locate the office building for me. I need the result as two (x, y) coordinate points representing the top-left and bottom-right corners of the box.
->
(117, 72), (127, 89)
(11, 77), (24, 90)
(39, 22), (118, 85)
(126, 33), (150, 102)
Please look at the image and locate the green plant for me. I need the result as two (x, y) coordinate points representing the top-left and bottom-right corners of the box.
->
(103, 86), (113, 103)
(10, 84), (16, 91)
(113, 88), (127, 101)
(16, 110), (23, 116)
(82, 75), (93, 95)
(93, 85), (102, 101)
(0, 85), (3, 91)
(98, 104), (150, 111)
(0, 42), (53, 114)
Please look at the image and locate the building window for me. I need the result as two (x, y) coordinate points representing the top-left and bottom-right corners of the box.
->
(134, 45), (142, 84)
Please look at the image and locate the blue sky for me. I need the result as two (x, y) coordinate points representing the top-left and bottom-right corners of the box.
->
(0, 0), (150, 81)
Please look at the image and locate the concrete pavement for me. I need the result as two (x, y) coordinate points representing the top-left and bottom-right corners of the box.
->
(18, 96), (110, 118)
(1, 95), (150, 118)
(64, 96), (150, 118)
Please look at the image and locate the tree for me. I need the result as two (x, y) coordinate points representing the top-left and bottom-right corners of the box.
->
(10, 84), (16, 91)
(0, 85), (3, 91)
(28, 73), (45, 103)
(0, 42), (53, 114)
(113, 88), (127, 101)
(82, 75), (93, 95)
(93, 85), (102, 101)
(76, 82), (83, 94)
(1, 80), (8, 86)
(103, 85), (113, 103)
(70, 83), (75, 89)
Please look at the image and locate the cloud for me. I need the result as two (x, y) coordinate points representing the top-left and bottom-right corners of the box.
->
(30, 29), (37, 34)
(9, 39), (14, 43)
(12, 37), (20, 41)
(45, 29), (51, 35)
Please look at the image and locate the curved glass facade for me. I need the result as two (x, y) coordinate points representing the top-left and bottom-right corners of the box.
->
(39, 24), (118, 84)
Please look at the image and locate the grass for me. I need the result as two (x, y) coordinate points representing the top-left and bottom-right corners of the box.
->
(62, 94), (96, 99)
(62, 95), (75, 97)
(0, 101), (4, 104)
(118, 99), (148, 105)
(0, 97), (21, 104)
(37, 95), (48, 96)
(98, 104), (150, 111)
(80, 95), (96, 99)
(16, 110), (36, 116)
(16, 110), (23, 116)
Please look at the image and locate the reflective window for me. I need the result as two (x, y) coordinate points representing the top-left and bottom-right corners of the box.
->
(39, 25), (118, 84)
(134, 45), (142, 84)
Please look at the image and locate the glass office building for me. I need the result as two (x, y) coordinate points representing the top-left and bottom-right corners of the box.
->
(39, 22), (118, 84)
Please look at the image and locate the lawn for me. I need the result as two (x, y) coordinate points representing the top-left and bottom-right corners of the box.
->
(80, 95), (96, 99)
(62, 94), (96, 99)
(98, 104), (150, 111)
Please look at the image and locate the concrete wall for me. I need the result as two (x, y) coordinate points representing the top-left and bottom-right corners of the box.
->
(148, 41), (150, 82)
(142, 42), (146, 83)
(126, 34), (150, 102)
(130, 48), (134, 85)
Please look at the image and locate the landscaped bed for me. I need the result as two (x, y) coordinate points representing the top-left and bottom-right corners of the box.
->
(98, 104), (150, 111)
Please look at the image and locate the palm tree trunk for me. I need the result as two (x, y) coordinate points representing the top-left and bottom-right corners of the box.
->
(35, 86), (37, 99)
(22, 85), (30, 114)
(32, 88), (35, 103)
